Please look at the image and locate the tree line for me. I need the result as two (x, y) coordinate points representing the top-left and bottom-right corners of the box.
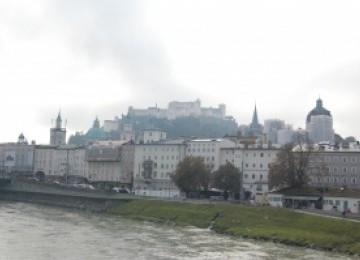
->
(171, 143), (316, 200)
(171, 156), (241, 200)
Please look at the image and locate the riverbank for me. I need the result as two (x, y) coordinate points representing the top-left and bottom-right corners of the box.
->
(106, 199), (360, 255)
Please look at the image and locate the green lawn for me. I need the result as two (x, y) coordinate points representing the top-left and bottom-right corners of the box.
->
(106, 200), (360, 255)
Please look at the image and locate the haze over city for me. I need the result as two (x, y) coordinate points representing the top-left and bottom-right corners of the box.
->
(1, 0), (359, 144)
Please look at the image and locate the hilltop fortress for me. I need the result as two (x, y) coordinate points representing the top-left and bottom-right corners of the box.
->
(127, 99), (226, 120)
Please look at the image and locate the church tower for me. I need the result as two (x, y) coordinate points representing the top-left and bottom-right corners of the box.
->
(248, 104), (262, 136)
(50, 111), (66, 145)
(306, 98), (334, 144)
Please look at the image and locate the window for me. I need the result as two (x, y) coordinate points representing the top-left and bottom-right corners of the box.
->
(252, 174), (255, 179)
(260, 174), (263, 180)
(260, 153), (264, 157)
(244, 174), (248, 179)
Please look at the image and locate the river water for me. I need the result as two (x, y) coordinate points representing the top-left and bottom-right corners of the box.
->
(0, 202), (355, 260)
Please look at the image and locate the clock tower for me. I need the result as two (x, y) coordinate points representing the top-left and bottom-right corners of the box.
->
(50, 111), (66, 145)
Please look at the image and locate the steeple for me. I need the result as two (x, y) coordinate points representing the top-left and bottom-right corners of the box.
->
(251, 104), (259, 125)
(56, 111), (62, 129)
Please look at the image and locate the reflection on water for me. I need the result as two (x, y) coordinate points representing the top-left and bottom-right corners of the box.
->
(0, 202), (355, 259)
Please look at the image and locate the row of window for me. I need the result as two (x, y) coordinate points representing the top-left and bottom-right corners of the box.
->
(318, 156), (358, 164)
(188, 143), (216, 147)
(245, 163), (270, 169)
(188, 148), (216, 153)
(224, 151), (274, 158)
(142, 155), (179, 161)
(323, 200), (344, 206)
(142, 147), (178, 152)
(244, 173), (264, 180)
(268, 196), (282, 202)
(140, 171), (171, 179)
(314, 177), (357, 184)
(312, 166), (358, 174)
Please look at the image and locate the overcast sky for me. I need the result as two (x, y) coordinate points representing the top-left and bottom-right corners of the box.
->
(0, 0), (359, 144)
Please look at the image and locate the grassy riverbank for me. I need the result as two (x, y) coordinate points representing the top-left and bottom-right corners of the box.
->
(106, 199), (360, 255)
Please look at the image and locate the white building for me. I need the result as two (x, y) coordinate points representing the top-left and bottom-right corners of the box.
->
(220, 144), (279, 197)
(133, 139), (186, 197)
(85, 140), (133, 187)
(185, 138), (236, 171)
(0, 138), (35, 178)
(33, 145), (88, 180)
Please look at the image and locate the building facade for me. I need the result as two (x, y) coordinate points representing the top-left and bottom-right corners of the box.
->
(85, 141), (133, 188)
(220, 144), (279, 197)
(33, 145), (88, 181)
(307, 143), (360, 188)
(0, 140), (35, 178)
(133, 140), (187, 197)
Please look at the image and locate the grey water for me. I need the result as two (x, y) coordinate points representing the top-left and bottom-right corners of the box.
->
(0, 202), (355, 260)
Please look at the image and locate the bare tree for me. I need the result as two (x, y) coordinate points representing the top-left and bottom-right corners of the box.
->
(269, 143), (314, 190)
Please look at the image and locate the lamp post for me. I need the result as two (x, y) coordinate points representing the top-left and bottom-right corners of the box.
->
(239, 161), (244, 203)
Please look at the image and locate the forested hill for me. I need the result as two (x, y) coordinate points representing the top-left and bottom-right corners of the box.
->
(129, 116), (238, 138)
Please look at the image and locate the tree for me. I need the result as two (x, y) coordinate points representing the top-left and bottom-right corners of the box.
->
(212, 162), (241, 199)
(269, 143), (314, 190)
(171, 156), (211, 194)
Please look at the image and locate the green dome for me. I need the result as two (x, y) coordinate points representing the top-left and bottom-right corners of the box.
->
(86, 117), (107, 139)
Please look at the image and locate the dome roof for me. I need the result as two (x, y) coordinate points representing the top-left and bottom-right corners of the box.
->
(85, 117), (107, 139)
(306, 98), (331, 123)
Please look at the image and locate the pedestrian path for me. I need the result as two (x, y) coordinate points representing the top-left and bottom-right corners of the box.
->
(295, 208), (360, 222)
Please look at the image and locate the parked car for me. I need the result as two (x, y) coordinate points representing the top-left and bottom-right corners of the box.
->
(70, 183), (95, 190)
(112, 187), (129, 193)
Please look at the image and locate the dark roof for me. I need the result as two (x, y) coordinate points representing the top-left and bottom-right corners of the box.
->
(306, 98), (332, 123)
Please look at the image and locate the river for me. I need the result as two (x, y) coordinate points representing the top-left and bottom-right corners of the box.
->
(0, 202), (355, 259)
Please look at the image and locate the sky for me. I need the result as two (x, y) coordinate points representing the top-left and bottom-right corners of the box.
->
(0, 0), (360, 144)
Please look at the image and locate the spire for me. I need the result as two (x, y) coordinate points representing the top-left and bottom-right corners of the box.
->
(93, 117), (100, 128)
(56, 110), (62, 129)
(251, 104), (259, 125)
